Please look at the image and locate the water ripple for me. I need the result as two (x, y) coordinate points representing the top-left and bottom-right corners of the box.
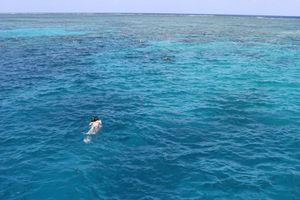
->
(0, 14), (300, 200)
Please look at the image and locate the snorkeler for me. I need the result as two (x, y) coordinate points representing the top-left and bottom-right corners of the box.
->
(87, 116), (102, 135)
(84, 116), (102, 143)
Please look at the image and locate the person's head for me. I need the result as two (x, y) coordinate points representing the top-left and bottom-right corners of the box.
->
(91, 116), (99, 122)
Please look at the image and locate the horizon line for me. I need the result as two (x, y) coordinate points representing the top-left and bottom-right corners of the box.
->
(0, 12), (299, 18)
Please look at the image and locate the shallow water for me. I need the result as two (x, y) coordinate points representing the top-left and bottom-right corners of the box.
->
(0, 14), (300, 200)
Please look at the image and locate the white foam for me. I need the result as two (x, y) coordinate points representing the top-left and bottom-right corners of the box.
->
(83, 136), (92, 144)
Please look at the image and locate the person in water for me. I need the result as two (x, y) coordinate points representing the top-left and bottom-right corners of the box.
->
(87, 116), (102, 135)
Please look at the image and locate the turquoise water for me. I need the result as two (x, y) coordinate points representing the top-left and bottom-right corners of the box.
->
(0, 14), (300, 199)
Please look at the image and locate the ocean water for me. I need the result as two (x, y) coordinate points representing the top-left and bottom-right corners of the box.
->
(0, 14), (300, 200)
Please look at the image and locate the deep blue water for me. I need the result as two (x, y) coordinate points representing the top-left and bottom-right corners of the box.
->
(0, 14), (300, 200)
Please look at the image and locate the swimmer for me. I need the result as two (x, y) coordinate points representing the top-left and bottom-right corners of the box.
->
(87, 116), (102, 135)
(84, 116), (102, 143)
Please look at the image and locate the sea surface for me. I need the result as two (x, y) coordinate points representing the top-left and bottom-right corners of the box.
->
(0, 14), (300, 200)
